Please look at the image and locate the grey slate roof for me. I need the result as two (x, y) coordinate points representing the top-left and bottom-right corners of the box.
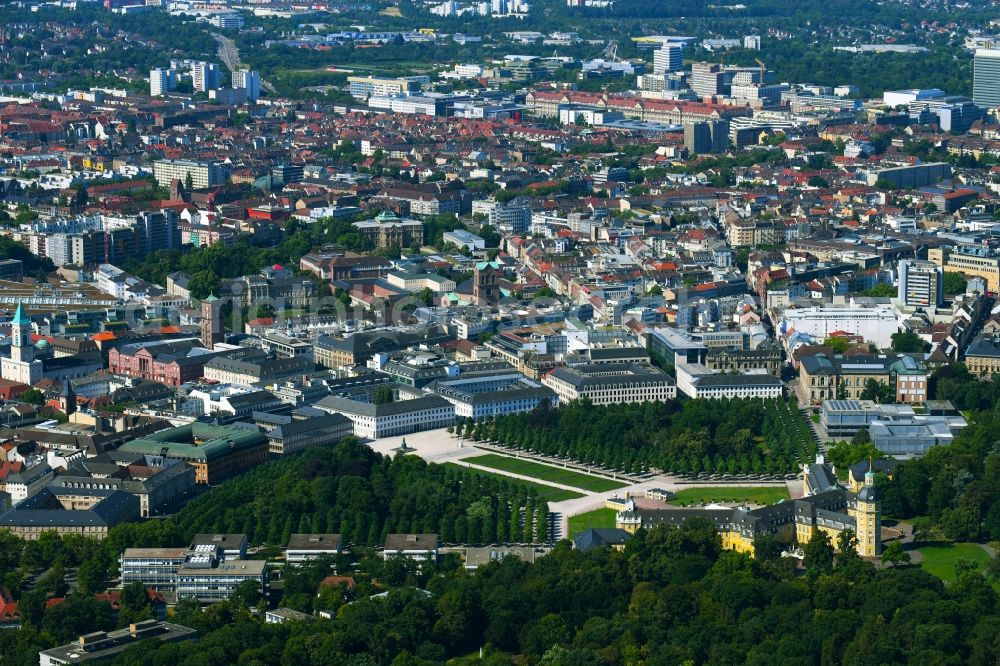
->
(315, 393), (452, 418)
(574, 528), (632, 552)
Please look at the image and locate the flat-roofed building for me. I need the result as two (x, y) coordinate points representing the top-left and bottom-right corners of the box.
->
(120, 547), (188, 592)
(152, 159), (225, 189)
(870, 419), (958, 457)
(176, 558), (267, 604)
(191, 533), (248, 561)
(39, 621), (196, 666)
(929, 245), (1000, 293)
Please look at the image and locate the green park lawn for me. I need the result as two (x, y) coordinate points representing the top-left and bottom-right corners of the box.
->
(441, 463), (583, 503)
(670, 486), (790, 506)
(917, 542), (993, 582)
(464, 454), (628, 493)
(567, 508), (618, 538)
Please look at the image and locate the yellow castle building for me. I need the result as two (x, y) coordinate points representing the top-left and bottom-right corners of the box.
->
(616, 455), (881, 558)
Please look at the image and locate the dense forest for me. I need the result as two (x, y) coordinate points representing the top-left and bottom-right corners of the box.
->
(0, 441), (551, 601)
(464, 397), (816, 475)
(173, 440), (551, 547)
(4, 517), (1000, 666)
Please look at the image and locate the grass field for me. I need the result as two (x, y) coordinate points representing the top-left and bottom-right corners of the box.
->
(442, 463), (583, 502)
(464, 454), (628, 492)
(670, 486), (790, 506)
(567, 508), (618, 538)
(917, 542), (993, 582)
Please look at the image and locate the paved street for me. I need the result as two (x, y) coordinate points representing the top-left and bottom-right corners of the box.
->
(212, 33), (277, 93)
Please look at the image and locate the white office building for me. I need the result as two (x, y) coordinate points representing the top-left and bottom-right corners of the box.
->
(652, 44), (682, 74)
(210, 12), (244, 29)
(779, 301), (900, 348)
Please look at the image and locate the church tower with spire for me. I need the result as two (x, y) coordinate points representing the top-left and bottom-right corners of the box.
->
(2, 304), (43, 385)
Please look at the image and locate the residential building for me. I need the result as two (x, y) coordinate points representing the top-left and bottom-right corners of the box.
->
(192, 62), (222, 92)
(152, 160), (225, 189)
(232, 69), (261, 102)
(898, 259), (943, 308)
(150, 68), (175, 96)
